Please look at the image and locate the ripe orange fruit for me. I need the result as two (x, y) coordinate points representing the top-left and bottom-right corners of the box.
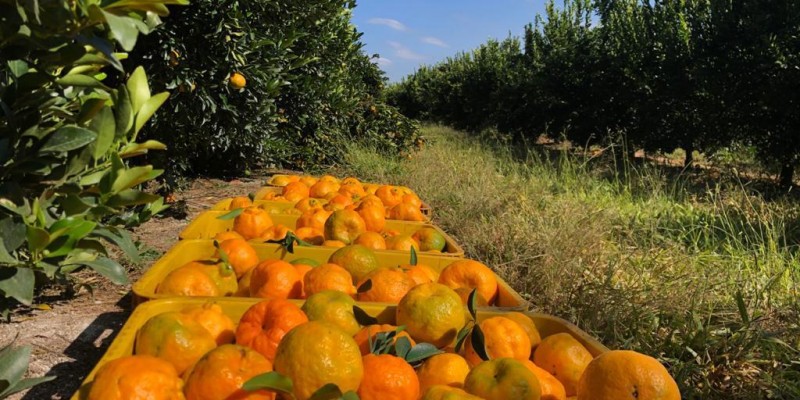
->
(352, 324), (416, 355)
(309, 180), (340, 199)
(236, 299), (308, 362)
(357, 204), (386, 232)
(341, 177), (362, 186)
(523, 360), (567, 400)
(416, 353), (471, 393)
(328, 244), (379, 283)
(319, 174), (340, 184)
(293, 263), (315, 299)
(405, 264), (440, 285)
(503, 312), (542, 350)
(357, 267), (416, 303)
(157, 260), (237, 297)
(376, 185), (404, 208)
(216, 238), (259, 278)
(258, 224), (290, 242)
(324, 209), (367, 244)
(274, 321), (364, 400)
(214, 230), (244, 242)
(463, 317), (531, 367)
(339, 181), (367, 198)
(229, 72), (246, 89)
(358, 354), (420, 400)
(359, 194), (385, 209)
(180, 303), (236, 345)
(249, 260), (302, 299)
(269, 175), (294, 186)
(454, 287), (489, 307)
(363, 183), (380, 195)
(412, 227), (447, 252)
(183, 344), (275, 400)
(229, 196), (253, 210)
(438, 260), (499, 306)
(464, 358), (541, 400)
(533, 333), (593, 396)
(322, 239), (346, 248)
(354, 231), (387, 250)
(421, 385), (482, 400)
(402, 193), (423, 208)
(294, 197), (325, 213)
(297, 208), (332, 231)
(302, 290), (360, 335)
(325, 193), (354, 211)
(389, 203), (426, 221)
(234, 207), (274, 240)
(282, 181), (310, 202)
(134, 311), (217, 375)
(298, 176), (318, 187)
(303, 263), (356, 297)
(577, 350), (679, 400)
(87, 355), (184, 400)
(396, 283), (466, 348)
(385, 234), (420, 251)
(294, 226), (324, 245)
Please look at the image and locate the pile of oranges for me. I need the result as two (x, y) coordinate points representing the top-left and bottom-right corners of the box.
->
(83, 174), (682, 400)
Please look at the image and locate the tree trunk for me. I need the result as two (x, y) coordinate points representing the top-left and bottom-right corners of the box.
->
(684, 143), (694, 168)
(779, 163), (794, 188)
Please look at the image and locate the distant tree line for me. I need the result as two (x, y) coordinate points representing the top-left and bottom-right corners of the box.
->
(386, 0), (800, 186)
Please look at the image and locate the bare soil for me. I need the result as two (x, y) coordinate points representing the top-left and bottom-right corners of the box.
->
(0, 175), (271, 400)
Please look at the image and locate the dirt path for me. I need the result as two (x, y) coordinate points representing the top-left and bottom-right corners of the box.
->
(0, 176), (269, 400)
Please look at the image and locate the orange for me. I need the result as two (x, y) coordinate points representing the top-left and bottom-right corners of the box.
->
(339, 181), (367, 199)
(463, 317), (531, 367)
(454, 287), (489, 307)
(357, 267), (416, 303)
(293, 263), (315, 299)
(229, 72), (246, 89)
(325, 193), (354, 211)
(421, 385), (482, 400)
(358, 354), (420, 400)
(328, 244), (380, 283)
(359, 194), (385, 209)
(405, 264), (440, 285)
(357, 204), (386, 232)
(183, 344), (274, 400)
(134, 311), (217, 375)
(363, 183), (380, 195)
(402, 193), (423, 208)
(533, 333), (593, 396)
(216, 238), (259, 278)
(237, 268), (254, 296)
(258, 224), (289, 242)
(273, 321), (364, 400)
(396, 283), (466, 348)
(354, 231), (387, 250)
(412, 227), (447, 252)
(87, 355), (184, 400)
(214, 230), (243, 242)
(229, 196), (253, 210)
(302, 290), (361, 335)
(180, 303), (236, 345)
(157, 260), (237, 297)
(319, 174), (340, 184)
(523, 360), (567, 400)
(299, 176), (318, 187)
(503, 312), (542, 350)
(341, 177), (362, 186)
(322, 239), (346, 248)
(282, 181), (310, 202)
(297, 208), (332, 231)
(269, 175), (293, 186)
(294, 197), (325, 212)
(416, 353), (471, 393)
(376, 185), (404, 208)
(294, 226), (324, 245)
(324, 209), (366, 244)
(303, 263), (356, 297)
(389, 202), (426, 221)
(352, 324), (416, 355)
(309, 180), (340, 199)
(385, 234), (420, 251)
(576, 350), (679, 400)
(249, 260), (302, 299)
(438, 260), (499, 306)
(234, 207), (274, 240)
(236, 299), (308, 362)
(463, 358), (541, 400)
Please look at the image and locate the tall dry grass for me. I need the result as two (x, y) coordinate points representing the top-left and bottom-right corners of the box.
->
(340, 125), (800, 399)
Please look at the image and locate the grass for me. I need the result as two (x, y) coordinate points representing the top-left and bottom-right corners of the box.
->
(340, 125), (800, 399)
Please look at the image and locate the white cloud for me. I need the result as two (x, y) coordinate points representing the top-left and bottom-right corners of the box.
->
(373, 57), (393, 67)
(368, 18), (408, 32)
(421, 36), (449, 48)
(389, 41), (426, 61)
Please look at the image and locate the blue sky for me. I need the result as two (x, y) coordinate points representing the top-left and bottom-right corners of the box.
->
(351, 0), (548, 82)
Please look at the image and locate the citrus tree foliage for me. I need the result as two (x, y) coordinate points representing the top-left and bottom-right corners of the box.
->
(388, 0), (800, 183)
(0, 0), (185, 317)
(127, 0), (420, 183)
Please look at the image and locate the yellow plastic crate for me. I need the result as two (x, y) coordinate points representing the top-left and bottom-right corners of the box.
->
(211, 197), (430, 223)
(178, 211), (463, 257)
(70, 297), (609, 400)
(132, 240), (525, 309)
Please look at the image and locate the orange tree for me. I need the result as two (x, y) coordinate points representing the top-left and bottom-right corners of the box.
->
(0, 0), (186, 318)
(126, 0), (420, 184)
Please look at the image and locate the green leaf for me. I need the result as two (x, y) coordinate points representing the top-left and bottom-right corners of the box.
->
(101, 10), (139, 51)
(77, 98), (109, 126)
(242, 371), (294, 395)
(217, 208), (244, 220)
(352, 305), (378, 326)
(309, 383), (356, 400)
(0, 240), (19, 265)
(39, 126), (97, 154)
(91, 228), (140, 264)
(467, 288), (479, 320)
(0, 268), (34, 305)
(111, 166), (159, 193)
(454, 324), (472, 354)
(356, 279), (372, 294)
(26, 226), (50, 251)
(114, 86), (134, 139)
(78, 257), (129, 285)
(106, 190), (161, 207)
(127, 66), (150, 114)
(7, 60), (28, 77)
(133, 92), (169, 135)
(393, 336), (412, 359)
(470, 325), (489, 361)
(734, 291), (749, 325)
(90, 107), (116, 159)
(55, 74), (108, 89)
(0, 375), (55, 398)
(0, 344), (31, 392)
(341, 392), (360, 400)
(0, 218), (26, 251)
(404, 343), (442, 365)
(409, 246), (417, 266)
